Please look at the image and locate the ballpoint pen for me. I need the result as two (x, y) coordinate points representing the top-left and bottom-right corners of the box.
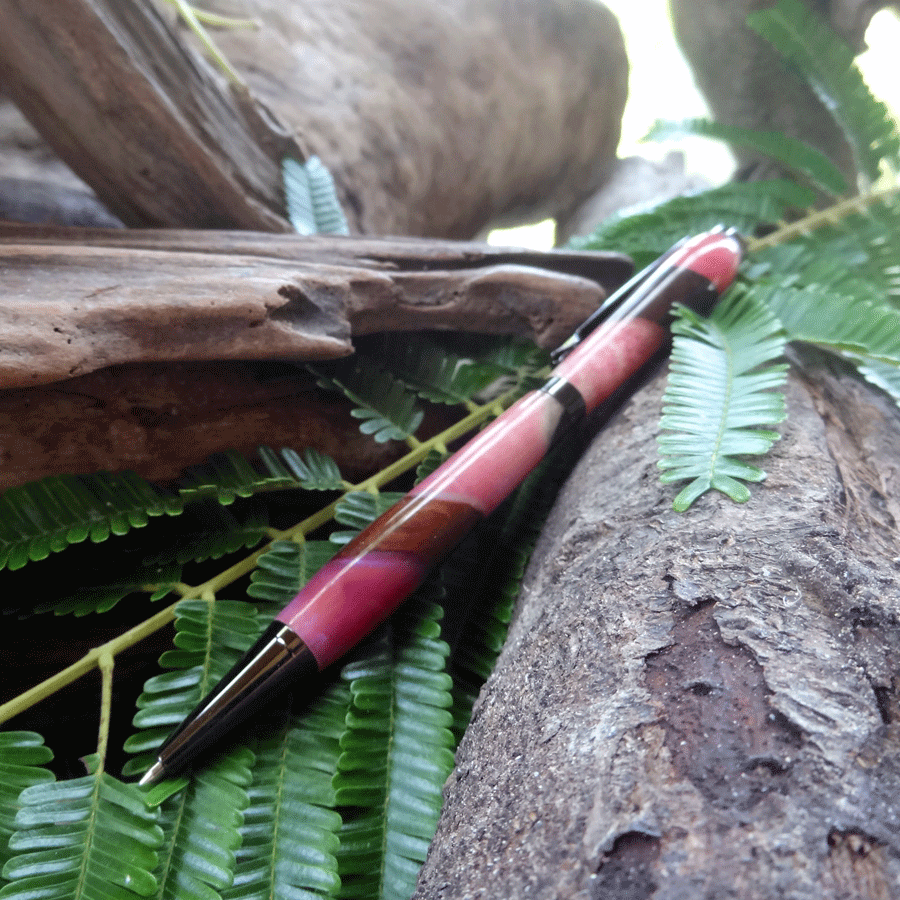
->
(139, 226), (743, 785)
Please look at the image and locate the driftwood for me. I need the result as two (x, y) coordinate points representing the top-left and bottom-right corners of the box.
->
(0, 224), (630, 488)
(0, 0), (299, 231)
(0, 225), (631, 389)
(415, 361), (900, 898)
(0, 0), (628, 237)
(0, 361), (418, 491)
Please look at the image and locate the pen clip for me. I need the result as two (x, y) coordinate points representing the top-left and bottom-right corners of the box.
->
(549, 237), (689, 365)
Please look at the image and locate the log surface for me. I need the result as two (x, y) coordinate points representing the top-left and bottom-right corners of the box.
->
(0, 226), (631, 388)
(415, 362), (900, 898)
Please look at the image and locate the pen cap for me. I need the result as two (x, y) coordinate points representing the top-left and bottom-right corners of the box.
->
(608, 227), (743, 327)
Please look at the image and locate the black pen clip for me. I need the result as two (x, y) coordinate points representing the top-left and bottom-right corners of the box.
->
(549, 237), (690, 365)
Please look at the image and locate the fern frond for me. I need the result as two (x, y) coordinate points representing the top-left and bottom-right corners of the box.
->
(310, 365), (424, 444)
(368, 335), (510, 405)
(35, 560), (183, 617)
(645, 117), (847, 196)
(223, 686), (347, 900)
(258, 446), (347, 491)
(0, 733), (54, 873)
(571, 180), (815, 265)
(334, 593), (455, 900)
(246, 539), (340, 607)
(152, 747), (254, 900)
(283, 156), (349, 236)
(658, 289), (788, 510)
(747, 0), (900, 182)
(123, 599), (264, 772)
(759, 283), (900, 362)
(415, 448), (447, 483)
(0, 772), (163, 900)
(0, 472), (181, 572)
(330, 491), (407, 544)
(177, 449), (298, 505)
(850, 358), (900, 402)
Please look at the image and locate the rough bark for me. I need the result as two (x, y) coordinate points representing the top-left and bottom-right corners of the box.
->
(0, 225), (631, 388)
(0, 0), (628, 237)
(415, 360), (900, 898)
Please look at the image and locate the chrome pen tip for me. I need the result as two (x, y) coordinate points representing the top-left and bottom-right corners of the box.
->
(138, 759), (166, 786)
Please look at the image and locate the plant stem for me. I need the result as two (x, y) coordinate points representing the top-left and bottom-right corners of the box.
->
(0, 386), (522, 725)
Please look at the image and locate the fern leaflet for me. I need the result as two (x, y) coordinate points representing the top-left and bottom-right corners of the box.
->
(334, 592), (455, 900)
(658, 289), (788, 510)
(0, 733), (54, 874)
(283, 156), (349, 236)
(310, 364), (424, 444)
(746, 0), (900, 182)
(645, 117), (848, 196)
(0, 768), (163, 900)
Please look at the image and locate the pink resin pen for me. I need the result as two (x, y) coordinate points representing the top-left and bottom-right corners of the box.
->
(140, 227), (743, 785)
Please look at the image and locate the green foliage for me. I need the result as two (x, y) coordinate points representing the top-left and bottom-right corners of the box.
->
(0, 734), (54, 873)
(246, 539), (340, 606)
(283, 156), (349, 236)
(310, 365), (425, 444)
(0, 471), (181, 572)
(335, 593), (455, 900)
(645, 118), (848, 196)
(571, 179), (815, 267)
(222, 689), (346, 900)
(572, 0), (900, 507)
(0, 769), (164, 900)
(746, 0), (900, 183)
(657, 291), (788, 510)
(330, 492), (406, 544)
(258, 447), (347, 491)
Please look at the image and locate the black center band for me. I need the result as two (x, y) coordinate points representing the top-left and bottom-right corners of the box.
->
(540, 376), (588, 443)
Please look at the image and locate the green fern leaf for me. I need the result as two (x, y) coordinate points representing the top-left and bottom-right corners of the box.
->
(334, 593), (455, 900)
(759, 283), (900, 362)
(747, 0), (900, 182)
(123, 599), (265, 771)
(330, 492), (407, 544)
(246, 539), (339, 607)
(0, 733), (54, 874)
(258, 446), (346, 491)
(310, 365), (424, 444)
(35, 560), (183, 617)
(0, 472), (181, 572)
(658, 289), (788, 510)
(368, 335), (510, 405)
(570, 180), (815, 265)
(645, 117), (847, 196)
(152, 747), (254, 900)
(415, 448), (447, 483)
(223, 686), (347, 900)
(283, 156), (349, 236)
(850, 357), (900, 402)
(0, 772), (163, 900)
(177, 449), (298, 506)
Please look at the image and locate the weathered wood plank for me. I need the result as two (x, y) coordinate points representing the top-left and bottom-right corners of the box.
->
(0, 225), (632, 388)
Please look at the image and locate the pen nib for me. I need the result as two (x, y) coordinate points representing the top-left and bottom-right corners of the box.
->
(138, 759), (165, 787)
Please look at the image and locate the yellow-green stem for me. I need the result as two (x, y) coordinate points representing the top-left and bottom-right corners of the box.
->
(0, 385), (522, 725)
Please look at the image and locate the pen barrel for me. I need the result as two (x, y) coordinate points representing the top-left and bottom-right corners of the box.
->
(141, 227), (744, 784)
(277, 317), (666, 668)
